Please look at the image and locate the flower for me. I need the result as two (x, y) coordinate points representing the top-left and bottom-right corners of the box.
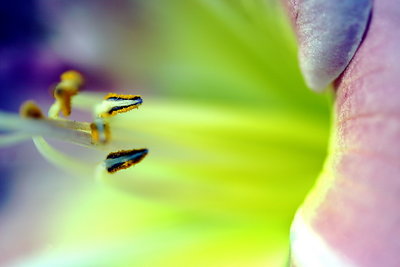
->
(0, 1), (331, 266)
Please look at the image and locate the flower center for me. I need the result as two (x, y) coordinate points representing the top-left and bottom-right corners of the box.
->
(0, 70), (148, 176)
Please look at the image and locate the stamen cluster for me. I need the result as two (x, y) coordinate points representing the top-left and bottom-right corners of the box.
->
(19, 70), (148, 174)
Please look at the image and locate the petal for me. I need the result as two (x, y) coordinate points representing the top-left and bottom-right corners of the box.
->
(295, 0), (372, 91)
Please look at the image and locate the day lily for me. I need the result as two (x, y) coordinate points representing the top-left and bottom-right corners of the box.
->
(4, 0), (395, 266)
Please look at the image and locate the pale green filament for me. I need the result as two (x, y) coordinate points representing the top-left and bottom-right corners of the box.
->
(0, 88), (145, 176)
(48, 101), (61, 118)
(0, 111), (94, 148)
(32, 136), (92, 176)
(0, 133), (31, 147)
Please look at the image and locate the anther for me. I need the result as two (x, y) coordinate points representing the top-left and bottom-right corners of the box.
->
(104, 148), (148, 173)
(3, 70), (149, 177)
(53, 86), (77, 117)
(51, 70), (84, 117)
(90, 118), (111, 144)
(19, 101), (44, 119)
(60, 70), (84, 87)
(96, 93), (143, 118)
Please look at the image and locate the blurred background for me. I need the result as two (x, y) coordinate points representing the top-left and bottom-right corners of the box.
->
(0, 0), (331, 266)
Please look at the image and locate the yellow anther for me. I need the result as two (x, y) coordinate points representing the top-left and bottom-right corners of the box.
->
(53, 86), (77, 117)
(96, 93), (143, 118)
(60, 70), (84, 88)
(9, 70), (149, 176)
(104, 148), (148, 173)
(90, 118), (111, 144)
(52, 70), (84, 117)
(19, 101), (44, 119)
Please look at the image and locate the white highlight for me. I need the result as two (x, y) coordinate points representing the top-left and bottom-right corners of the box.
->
(290, 209), (355, 267)
(95, 99), (138, 116)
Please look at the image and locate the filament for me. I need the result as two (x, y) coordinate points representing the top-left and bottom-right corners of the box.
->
(0, 133), (31, 147)
(32, 136), (92, 176)
(0, 111), (94, 148)
(1, 70), (149, 179)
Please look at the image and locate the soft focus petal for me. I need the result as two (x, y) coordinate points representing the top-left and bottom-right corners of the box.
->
(290, 0), (372, 91)
(292, 0), (400, 266)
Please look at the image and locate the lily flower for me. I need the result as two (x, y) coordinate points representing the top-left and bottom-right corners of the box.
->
(0, 1), (346, 266)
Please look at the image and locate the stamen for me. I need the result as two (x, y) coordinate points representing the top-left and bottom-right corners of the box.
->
(19, 101), (91, 132)
(15, 101), (92, 147)
(0, 133), (31, 147)
(1, 70), (149, 178)
(0, 110), (93, 148)
(104, 148), (148, 173)
(96, 93), (143, 118)
(19, 101), (44, 119)
(49, 70), (84, 118)
(90, 118), (111, 144)
(31, 119), (94, 148)
(49, 120), (91, 132)
(53, 86), (77, 117)
(32, 136), (92, 176)
(60, 70), (84, 87)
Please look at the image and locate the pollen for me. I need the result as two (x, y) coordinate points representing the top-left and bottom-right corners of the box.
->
(96, 93), (143, 118)
(90, 118), (111, 144)
(53, 86), (77, 117)
(52, 70), (84, 117)
(60, 70), (84, 87)
(104, 148), (148, 173)
(19, 101), (44, 119)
